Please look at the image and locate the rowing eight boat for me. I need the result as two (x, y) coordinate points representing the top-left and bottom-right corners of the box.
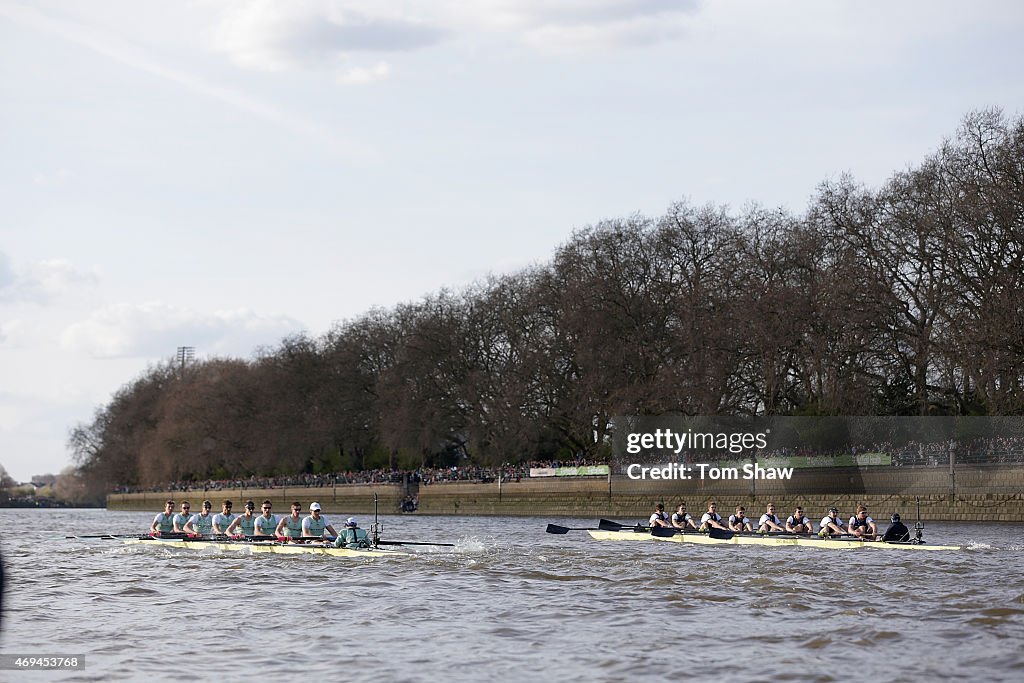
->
(124, 537), (412, 557)
(586, 529), (960, 551)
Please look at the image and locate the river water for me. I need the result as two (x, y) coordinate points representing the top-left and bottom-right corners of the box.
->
(0, 509), (1021, 682)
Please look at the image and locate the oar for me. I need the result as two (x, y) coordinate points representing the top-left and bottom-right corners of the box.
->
(545, 523), (603, 534)
(65, 534), (138, 539)
(598, 519), (651, 532)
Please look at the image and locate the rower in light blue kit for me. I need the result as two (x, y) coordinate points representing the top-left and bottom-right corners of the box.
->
(212, 500), (236, 534)
(334, 518), (371, 549)
(253, 500), (278, 537)
(172, 502), (193, 533)
(184, 500), (214, 536)
(302, 502), (338, 539)
(226, 500), (258, 536)
(151, 500), (175, 535)
(275, 501), (304, 540)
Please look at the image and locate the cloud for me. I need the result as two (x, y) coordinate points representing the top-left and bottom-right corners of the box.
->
(59, 302), (305, 359)
(337, 61), (392, 85)
(0, 253), (100, 305)
(212, 1), (446, 74)
(209, 0), (700, 74)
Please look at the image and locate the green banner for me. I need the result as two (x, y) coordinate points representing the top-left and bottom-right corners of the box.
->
(531, 465), (611, 477)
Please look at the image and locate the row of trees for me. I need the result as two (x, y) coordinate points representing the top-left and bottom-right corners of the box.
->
(69, 109), (1024, 498)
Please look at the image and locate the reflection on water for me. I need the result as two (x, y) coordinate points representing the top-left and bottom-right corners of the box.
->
(0, 509), (1021, 682)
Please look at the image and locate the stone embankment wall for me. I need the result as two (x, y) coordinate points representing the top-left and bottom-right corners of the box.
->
(107, 465), (1024, 521)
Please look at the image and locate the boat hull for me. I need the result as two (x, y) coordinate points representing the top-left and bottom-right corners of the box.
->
(124, 537), (410, 557)
(586, 530), (959, 550)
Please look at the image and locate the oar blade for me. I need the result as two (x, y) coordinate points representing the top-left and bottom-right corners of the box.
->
(545, 524), (571, 534)
(707, 527), (735, 540)
(650, 526), (677, 538)
(598, 519), (625, 531)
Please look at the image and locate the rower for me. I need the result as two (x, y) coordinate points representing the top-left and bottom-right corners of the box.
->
(151, 500), (176, 535)
(729, 505), (753, 532)
(253, 500), (278, 537)
(848, 505), (878, 540)
(184, 500), (214, 536)
(302, 502), (338, 540)
(334, 517), (371, 549)
(880, 513), (911, 543)
(649, 503), (671, 528)
(211, 499), (236, 535)
(818, 507), (846, 537)
(785, 506), (813, 534)
(699, 502), (729, 531)
(226, 500), (258, 537)
(172, 502), (193, 533)
(672, 502), (698, 530)
(757, 503), (784, 533)
(275, 501), (304, 540)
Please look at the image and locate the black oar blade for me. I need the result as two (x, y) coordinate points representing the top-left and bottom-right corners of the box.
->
(650, 526), (677, 538)
(708, 528), (735, 540)
(546, 524), (571, 534)
(598, 519), (625, 531)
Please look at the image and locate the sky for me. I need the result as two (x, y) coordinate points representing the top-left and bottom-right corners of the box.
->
(1, 1), (1023, 483)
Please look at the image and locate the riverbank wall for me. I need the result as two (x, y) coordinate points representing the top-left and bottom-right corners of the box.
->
(106, 465), (1024, 521)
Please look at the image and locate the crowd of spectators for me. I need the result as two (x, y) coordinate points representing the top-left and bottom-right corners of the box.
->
(114, 459), (602, 494)
(113, 440), (1024, 496)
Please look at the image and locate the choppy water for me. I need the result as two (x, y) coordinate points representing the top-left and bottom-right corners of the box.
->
(0, 509), (1022, 682)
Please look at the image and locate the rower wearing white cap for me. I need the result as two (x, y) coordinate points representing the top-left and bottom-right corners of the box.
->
(302, 502), (338, 539)
(334, 517), (372, 549)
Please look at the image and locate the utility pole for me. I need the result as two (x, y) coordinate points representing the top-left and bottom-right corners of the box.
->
(176, 346), (195, 369)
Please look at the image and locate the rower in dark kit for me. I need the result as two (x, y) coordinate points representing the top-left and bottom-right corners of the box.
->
(757, 503), (784, 533)
(729, 505), (753, 532)
(785, 506), (813, 534)
(880, 513), (910, 542)
(649, 503), (671, 528)
(700, 502), (729, 531)
(818, 507), (846, 537)
(672, 503), (698, 530)
(848, 505), (878, 540)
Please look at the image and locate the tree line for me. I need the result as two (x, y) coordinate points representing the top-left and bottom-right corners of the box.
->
(67, 109), (1024, 501)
